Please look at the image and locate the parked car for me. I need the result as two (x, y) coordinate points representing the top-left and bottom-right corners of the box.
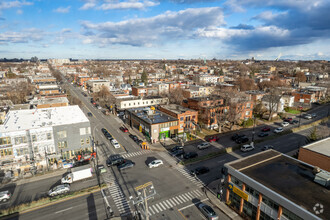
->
(261, 145), (274, 151)
(171, 146), (183, 152)
(106, 155), (124, 166)
(274, 127), (283, 133)
(172, 149), (185, 157)
(283, 117), (293, 123)
(111, 139), (120, 148)
(311, 113), (317, 118)
(101, 128), (107, 134)
(291, 119), (299, 124)
(281, 122), (290, 127)
(87, 112), (93, 117)
(304, 114), (312, 119)
(197, 142), (210, 150)
(129, 134), (138, 141)
(118, 160), (135, 170)
(235, 136), (249, 144)
(198, 203), (218, 220)
(48, 184), (70, 197)
(184, 152), (198, 159)
(261, 127), (271, 132)
(231, 134), (245, 141)
(0, 191), (11, 203)
(191, 166), (210, 176)
(258, 132), (269, 137)
(120, 126), (128, 133)
(240, 144), (255, 152)
(148, 159), (163, 168)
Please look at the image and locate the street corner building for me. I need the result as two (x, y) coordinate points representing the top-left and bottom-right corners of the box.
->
(224, 149), (329, 220)
(0, 105), (92, 176)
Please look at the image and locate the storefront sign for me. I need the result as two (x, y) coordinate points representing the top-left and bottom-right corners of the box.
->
(232, 185), (249, 201)
(161, 127), (169, 132)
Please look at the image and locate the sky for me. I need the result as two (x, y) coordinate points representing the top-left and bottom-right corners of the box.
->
(0, 0), (329, 60)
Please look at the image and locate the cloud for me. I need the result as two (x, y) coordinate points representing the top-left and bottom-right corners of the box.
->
(16, 9), (23, 14)
(0, 28), (44, 44)
(81, 7), (224, 46)
(80, 0), (159, 11)
(54, 6), (71, 13)
(0, 1), (33, 11)
(98, 1), (159, 10)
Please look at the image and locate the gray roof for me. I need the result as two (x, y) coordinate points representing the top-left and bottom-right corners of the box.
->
(127, 107), (178, 125)
(301, 137), (330, 157)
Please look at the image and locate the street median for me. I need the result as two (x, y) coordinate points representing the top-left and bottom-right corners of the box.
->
(291, 117), (329, 133)
(0, 183), (107, 218)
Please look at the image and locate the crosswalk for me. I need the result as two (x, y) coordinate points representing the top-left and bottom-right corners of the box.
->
(121, 150), (153, 159)
(102, 174), (132, 216)
(158, 152), (205, 188)
(148, 190), (204, 216)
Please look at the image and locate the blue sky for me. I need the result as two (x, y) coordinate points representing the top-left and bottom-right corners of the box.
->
(0, 0), (329, 60)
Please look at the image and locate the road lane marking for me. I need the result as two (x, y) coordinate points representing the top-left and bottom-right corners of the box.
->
(172, 197), (180, 205)
(178, 195), (186, 202)
(152, 205), (159, 213)
(176, 196), (183, 203)
(178, 198), (209, 211)
(165, 199), (173, 207)
(184, 193), (192, 200)
(181, 194), (190, 201)
(162, 201), (170, 209)
(156, 203), (163, 212)
(159, 202), (166, 210)
(55, 207), (73, 214)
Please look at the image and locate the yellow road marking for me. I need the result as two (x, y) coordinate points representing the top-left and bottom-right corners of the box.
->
(177, 209), (188, 220)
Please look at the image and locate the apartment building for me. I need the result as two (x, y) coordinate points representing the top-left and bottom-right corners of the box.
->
(125, 107), (179, 143)
(116, 96), (169, 110)
(193, 74), (219, 85)
(30, 97), (69, 109)
(158, 104), (198, 133)
(0, 105), (91, 173)
(86, 79), (112, 93)
(77, 76), (99, 88)
(37, 84), (61, 96)
(224, 150), (329, 220)
(132, 86), (158, 97)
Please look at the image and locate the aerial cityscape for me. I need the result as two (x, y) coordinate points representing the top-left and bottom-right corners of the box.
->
(0, 0), (329, 220)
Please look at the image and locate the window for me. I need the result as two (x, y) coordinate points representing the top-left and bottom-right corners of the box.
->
(246, 103), (251, 108)
(180, 117), (184, 121)
(86, 138), (90, 145)
(34, 146), (39, 153)
(81, 139), (84, 146)
(129, 103), (131, 106)
(57, 131), (67, 138)
(151, 101), (154, 104)
(87, 127), (91, 134)
(32, 135), (37, 142)
(47, 133), (52, 140)
(58, 141), (67, 149)
(80, 128), (86, 135)
(0, 148), (13, 157)
(245, 111), (250, 116)
(124, 104), (126, 107)
(16, 147), (29, 156)
(262, 195), (279, 211)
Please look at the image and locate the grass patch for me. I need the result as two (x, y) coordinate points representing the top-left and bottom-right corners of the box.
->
(284, 107), (301, 114)
(0, 184), (106, 217)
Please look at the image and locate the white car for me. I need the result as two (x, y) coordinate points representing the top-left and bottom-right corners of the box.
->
(241, 144), (255, 152)
(274, 127), (283, 133)
(304, 114), (312, 119)
(197, 142), (210, 150)
(148, 159), (163, 168)
(48, 184), (70, 197)
(281, 122), (289, 127)
(0, 191), (11, 202)
(111, 139), (120, 148)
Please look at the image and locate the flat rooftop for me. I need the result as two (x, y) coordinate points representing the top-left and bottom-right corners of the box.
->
(0, 105), (89, 132)
(30, 97), (69, 105)
(127, 107), (178, 125)
(160, 104), (197, 114)
(227, 150), (330, 219)
(301, 137), (330, 157)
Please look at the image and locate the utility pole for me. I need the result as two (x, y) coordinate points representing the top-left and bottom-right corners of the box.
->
(132, 182), (156, 220)
(251, 116), (256, 144)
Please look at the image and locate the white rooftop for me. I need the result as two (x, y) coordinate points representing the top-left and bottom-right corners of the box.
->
(302, 137), (330, 157)
(0, 105), (89, 132)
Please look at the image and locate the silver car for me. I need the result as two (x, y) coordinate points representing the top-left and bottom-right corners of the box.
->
(0, 190), (11, 202)
(48, 184), (70, 197)
(198, 203), (218, 220)
(197, 142), (210, 150)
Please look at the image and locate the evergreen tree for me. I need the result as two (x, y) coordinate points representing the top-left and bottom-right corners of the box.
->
(141, 70), (148, 85)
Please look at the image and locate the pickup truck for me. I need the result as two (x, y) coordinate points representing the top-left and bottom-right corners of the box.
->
(61, 165), (92, 184)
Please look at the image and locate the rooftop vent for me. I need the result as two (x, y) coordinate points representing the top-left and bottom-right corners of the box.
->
(314, 170), (330, 187)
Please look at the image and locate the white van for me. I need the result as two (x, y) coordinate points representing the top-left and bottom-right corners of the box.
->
(240, 144), (254, 152)
(111, 139), (120, 148)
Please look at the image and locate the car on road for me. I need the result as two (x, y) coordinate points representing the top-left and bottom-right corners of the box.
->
(97, 164), (107, 173)
(184, 152), (198, 159)
(281, 122), (290, 127)
(311, 113), (317, 118)
(48, 184), (70, 197)
(120, 126), (128, 133)
(148, 159), (163, 168)
(274, 127), (283, 133)
(106, 155), (124, 166)
(118, 160), (135, 170)
(129, 134), (138, 141)
(240, 144), (255, 152)
(111, 139), (120, 148)
(171, 149), (185, 157)
(87, 112), (93, 117)
(191, 166), (210, 176)
(304, 114), (312, 119)
(261, 145), (274, 151)
(171, 146), (183, 152)
(198, 203), (218, 220)
(197, 142), (210, 150)
(258, 132), (269, 137)
(97, 106), (102, 110)
(207, 136), (218, 142)
(105, 133), (113, 141)
(283, 117), (293, 123)
(0, 191), (11, 203)
(101, 128), (107, 134)
(235, 136), (249, 144)
(231, 133), (245, 141)
(290, 119), (299, 124)
(261, 127), (271, 132)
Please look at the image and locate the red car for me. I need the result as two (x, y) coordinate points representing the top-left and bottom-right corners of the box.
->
(284, 117), (293, 122)
(261, 127), (271, 132)
(208, 136), (218, 142)
(120, 126), (128, 133)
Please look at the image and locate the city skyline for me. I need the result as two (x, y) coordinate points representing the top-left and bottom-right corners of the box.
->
(0, 0), (330, 60)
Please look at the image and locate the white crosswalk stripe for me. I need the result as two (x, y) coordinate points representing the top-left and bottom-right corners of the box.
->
(122, 150), (152, 158)
(159, 202), (166, 210)
(156, 204), (163, 212)
(152, 205), (159, 213)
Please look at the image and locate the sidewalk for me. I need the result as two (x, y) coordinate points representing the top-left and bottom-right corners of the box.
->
(9, 169), (67, 186)
(204, 179), (242, 220)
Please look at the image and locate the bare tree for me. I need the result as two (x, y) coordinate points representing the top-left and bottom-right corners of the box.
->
(295, 72), (306, 86)
(236, 77), (257, 91)
(164, 87), (185, 105)
(263, 88), (283, 121)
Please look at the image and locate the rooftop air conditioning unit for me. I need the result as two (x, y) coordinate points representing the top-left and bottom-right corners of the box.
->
(314, 170), (330, 187)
